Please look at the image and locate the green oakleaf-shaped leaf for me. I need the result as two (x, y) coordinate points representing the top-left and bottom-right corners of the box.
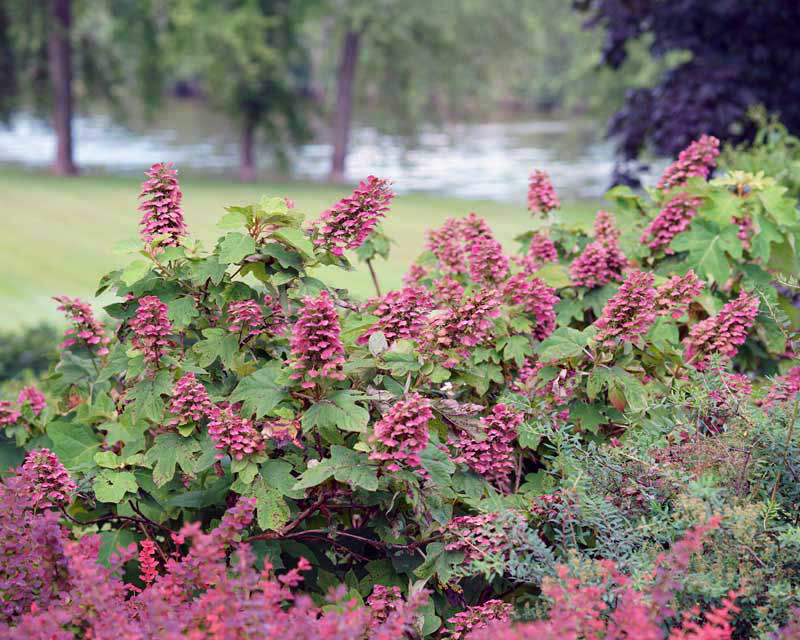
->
(302, 391), (370, 434)
(218, 232), (256, 264)
(121, 259), (151, 286)
(292, 458), (336, 491)
(533, 263), (571, 289)
(272, 227), (315, 259)
(144, 433), (202, 487)
(253, 476), (291, 531)
(759, 185), (798, 226)
(329, 445), (379, 491)
(537, 327), (587, 361)
(47, 421), (102, 471)
(167, 297), (199, 330)
(126, 370), (172, 423)
(496, 335), (533, 367)
(189, 257), (228, 285)
(229, 362), (288, 419)
(193, 328), (240, 368)
(93, 470), (138, 504)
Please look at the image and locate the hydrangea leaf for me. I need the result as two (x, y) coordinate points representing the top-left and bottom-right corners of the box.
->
(193, 328), (240, 368)
(121, 259), (152, 286)
(47, 421), (102, 471)
(229, 361), (288, 419)
(218, 232), (256, 264)
(537, 327), (587, 361)
(93, 470), (138, 504)
(167, 296), (199, 330)
(253, 477), (291, 531)
(302, 391), (369, 434)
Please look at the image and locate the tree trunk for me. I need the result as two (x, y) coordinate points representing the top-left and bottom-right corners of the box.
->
(48, 0), (77, 176)
(329, 29), (361, 182)
(239, 119), (257, 181)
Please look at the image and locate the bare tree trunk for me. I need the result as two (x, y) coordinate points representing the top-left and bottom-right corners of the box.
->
(49, 0), (77, 176)
(329, 29), (361, 182)
(239, 118), (257, 181)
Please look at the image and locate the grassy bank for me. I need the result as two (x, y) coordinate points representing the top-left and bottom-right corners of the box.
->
(0, 167), (599, 329)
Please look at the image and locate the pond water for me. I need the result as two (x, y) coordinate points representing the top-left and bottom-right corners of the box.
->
(0, 101), (657, 201)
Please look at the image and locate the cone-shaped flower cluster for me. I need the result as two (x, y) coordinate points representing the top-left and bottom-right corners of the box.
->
(763, 366), (800, 408)
(452, 404), (524, 493)
(657, 134), (720, 190)
(527, 170), (560, 215)
(683, 291), (760, 370)
(593, 210), (621, 245)
(427, 217), (468, 274)
(431, 276), (466, 308)
(369, 392), (432, 472)
(129, 296), (172, 367)
(518, 232), (558, 273)
(138, 162), (187, 246)
(641, 194), (701, 254)
(167, 373), (213, 428)
(734, 212), (754, 250)
(0, 401), (20, 427)
(444, 600), (513, 640)
(504, 274), (559, 341)
(468, 234), (509, 285)
(289, 291), (346, 388)
(654, 271), (705, 319)
(17, 386), (46, 416)
(311, 176), (394, 256)
(207, 405), (266, 461)
(359, 287), (435, 346)
(227, 296), (284, 339)
(19, 448), (76, 509)
(53, 296), (110, 356)
(366, 585), (405, 624)
(570, 211), (627, 288)
(444, 512), (526, 564)
(402, 263), (429, 287)
(594, 270), (658, 346)
(460, 212), (494, 244)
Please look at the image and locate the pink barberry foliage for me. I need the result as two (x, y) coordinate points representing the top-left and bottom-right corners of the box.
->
(16, 386), (46, 416)
(19, 448), (76, 509)
(53, 295), (110, 356)
(452, 404), (524, 493)
(528, 170), (560, 215)
(207, 405), (266, 461)
(762, 366), (800, 408)
(289, 290), (346, 389)
(594, 270), (658, 347)
(427, 217), (468, 274)
(138, 539), (159, 586)
(657, 135), (721, 190)
(359, 286), (435, 346)
(311, 176), (394, 257)
(683, 291), (760, 370)
(468, 234), (510, 285)
(641, 194), (702, 254)
(369, 392), (432, 472)
(654, 271), (705, 319)
(0, 401), (21, 427)
(129, 296), (172, 367)
(445, 599), (513, 640)
(502, 273), (559, 341)
(138, 162), (187, 246)
(167, 373), (213, 428)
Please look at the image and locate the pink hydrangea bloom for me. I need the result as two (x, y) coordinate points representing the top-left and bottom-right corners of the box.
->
(569, 241), (622, 289)
(452, 404), (524, 493)
(683, 291), (760, 370)
(654, 271), (705, 319)
(17, 386), (46, 416)
(468, 234), (509, 285)
(129, 296), (172, 367)
(517, 231), (559, 273)
(640, 194), (701, 254)
(427, 217), (468, 274)
(444, 511), (527, 565)
(460, 212), (494, 245)
(227, 296), (283, 340)
(167, 373), (213, 427)
(19, 448), (76, 509)
(369, 392), (432, 472)
(733, 212), (754, 250)
(502, 273), (559, 341)
(0, 400), (21, 427)
(207, 405), (266, 461)
(366, 585), (405, 624)
(527, 170), (560, 215)
(359, 287), (435, 346)
(594, 270), (658, 346)
(138, 162), (187, 246)
(763, 366), (800, 408)
(593, 210), (621, 245)
(444, 599), (513, 640)
(53, 295), (110, 356)
(657, 134), (720, 190)
(431, 276), (466, 308)
(289, 291), (346, 388)
(402, 263), (429, 287)
(311, 176), (394, 257)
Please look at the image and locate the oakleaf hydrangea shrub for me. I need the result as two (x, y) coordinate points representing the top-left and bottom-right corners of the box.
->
(0, 133), (799, 637)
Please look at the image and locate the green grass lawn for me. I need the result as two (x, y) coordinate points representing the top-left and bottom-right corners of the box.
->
(0, 167), (599, 330)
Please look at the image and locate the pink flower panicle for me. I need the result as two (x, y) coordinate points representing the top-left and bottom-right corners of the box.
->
(53, 296), (110, 356)
(431, 276), (466, 309)
(468, 234), (509, 285)
(138, 162), (187, 246)
(594, 270), (658, 347)
(369, 392), (432, 472)
(402, 264), (429, 287)
(569, 241), (623, 289)
(139, 540), (160, 586)
(359, 287), (435, 346)
(129, 296), (172, 367)
(683, 291), (760, 370)
(427, 218), (468, 274)
(19, 448), (76, 509)
(641, 194), (701, 254)
(763, 366), (800, 408)
(227, 296), (283, 340)
(527, 170), (560, 215)
(517, 232), (559, 273)
(593, 210), (621, 245)
(452, 404), (525, 493)
(0, 400), (21, 427)
(17, 386), (46, 416)
(654, 271), (705, 319)
(167, 373), (213, 428)
(460, 213), (494, 245)
(207, 405), (266, 461)
(311, 176), (394, 257)
(657, 134), (720, 190)
(366, 585), (405, 624)
(444, 599), (513, 640)
(733, 212), (754, 250)
(289, 291), (346, 389)
(444, 511), (527, 565)
(502, 273), (559, 341)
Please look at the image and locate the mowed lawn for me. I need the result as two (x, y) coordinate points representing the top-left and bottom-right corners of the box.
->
(0, 167), (599, 330)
